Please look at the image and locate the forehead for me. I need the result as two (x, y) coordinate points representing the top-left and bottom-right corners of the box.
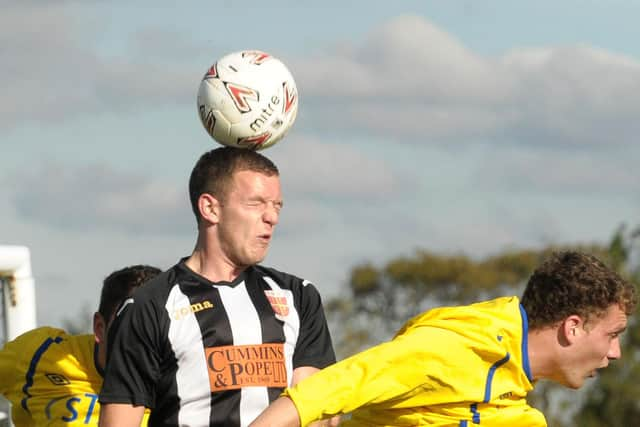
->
(590, 304), (628, 331)
(230, 169), (280, 194)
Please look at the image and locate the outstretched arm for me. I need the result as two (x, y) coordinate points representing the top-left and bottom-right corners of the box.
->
(290, 367), (340, 427)
(250, 367), (339, 427)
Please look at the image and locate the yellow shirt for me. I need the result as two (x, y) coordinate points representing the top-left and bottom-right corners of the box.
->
(285, 297), (547, 426)
(0, 327), (148, 426)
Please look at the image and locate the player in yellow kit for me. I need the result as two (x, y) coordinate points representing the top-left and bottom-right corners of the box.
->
(250, 251), (637, 426)
(285, 297), (544, 426)
(0, 264), (161, 426)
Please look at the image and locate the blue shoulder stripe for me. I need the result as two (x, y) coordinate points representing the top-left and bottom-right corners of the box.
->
(519, 304), (533, 382)
(21, 336), (64, 412)
(483, 353), (511, 403)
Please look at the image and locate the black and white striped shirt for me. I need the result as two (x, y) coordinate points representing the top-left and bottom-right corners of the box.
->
(100, 260), (335, 427)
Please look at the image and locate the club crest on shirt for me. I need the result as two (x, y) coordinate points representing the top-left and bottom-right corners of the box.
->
(264, 290), (289, 316)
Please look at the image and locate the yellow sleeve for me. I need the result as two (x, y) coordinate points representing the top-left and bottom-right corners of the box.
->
(0, 328), (65, 397)
(141, 409), (150, 426)
(0, 328), (110, 426)
(285, 299), (545, 427)
(0, 336), (21, 396)
(284, 326), (453, 426)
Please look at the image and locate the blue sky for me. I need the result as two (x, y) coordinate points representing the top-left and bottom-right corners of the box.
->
(2, 0), (640, 327)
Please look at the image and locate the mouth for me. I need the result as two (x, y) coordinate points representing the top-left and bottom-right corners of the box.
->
(258, 234), (272, 244)
(588, 368), (604, 378)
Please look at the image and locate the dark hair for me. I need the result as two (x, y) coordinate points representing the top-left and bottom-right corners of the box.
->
(521, 251), (637, 330)
(188, 146), (279, 222)
(97, 265), (162, 319)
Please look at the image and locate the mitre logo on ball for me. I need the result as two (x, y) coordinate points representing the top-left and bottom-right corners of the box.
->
(197, 50), (299, 150)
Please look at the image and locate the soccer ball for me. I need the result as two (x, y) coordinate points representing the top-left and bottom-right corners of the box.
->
(196, 50), (299, 150)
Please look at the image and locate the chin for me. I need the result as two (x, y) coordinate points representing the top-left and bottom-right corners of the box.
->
(559, 377), (583, 390)
(247, 254), (268, 266)
(570, 378), (589, 390)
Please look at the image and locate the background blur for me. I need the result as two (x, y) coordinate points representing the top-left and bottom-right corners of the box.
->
(3, 1), (640, 425)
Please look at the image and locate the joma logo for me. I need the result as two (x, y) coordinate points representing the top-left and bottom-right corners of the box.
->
(173, 300), (214, 320)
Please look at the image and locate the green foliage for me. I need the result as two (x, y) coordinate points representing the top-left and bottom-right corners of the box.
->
(350, 263), (380, 295)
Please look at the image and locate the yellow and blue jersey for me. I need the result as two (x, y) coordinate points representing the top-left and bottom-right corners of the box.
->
(0, 326), (145, 426)
(285, 297), (547, 426)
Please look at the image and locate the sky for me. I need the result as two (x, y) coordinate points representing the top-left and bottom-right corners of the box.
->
(2, 0), (640, 328)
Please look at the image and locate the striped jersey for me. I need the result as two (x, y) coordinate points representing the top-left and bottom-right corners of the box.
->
(99, 260), (335, 427)
(285, 297), (547, 426)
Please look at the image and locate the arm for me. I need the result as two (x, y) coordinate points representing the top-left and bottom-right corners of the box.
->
(281, 328), (441, 426)
(250, 396), (301, 427)
(98, 403), (145, 427)
(291, 367), (341, 427)
(251, 337), (421, 427)
(291, 366), (319, 386)
(292, 367), (341, 427)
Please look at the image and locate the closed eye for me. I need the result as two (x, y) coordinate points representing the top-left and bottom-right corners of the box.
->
(245, 200), (283, 211)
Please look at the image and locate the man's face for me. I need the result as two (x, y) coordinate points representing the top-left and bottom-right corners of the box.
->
(562, 304), (628, 389)
(217, 169), (282, 268)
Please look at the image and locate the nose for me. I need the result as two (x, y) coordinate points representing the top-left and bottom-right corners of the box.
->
(607, 337), (622, 360)
(263, 202), (280, 226)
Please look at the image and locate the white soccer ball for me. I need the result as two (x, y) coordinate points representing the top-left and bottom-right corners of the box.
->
(197, 50), (299, 150)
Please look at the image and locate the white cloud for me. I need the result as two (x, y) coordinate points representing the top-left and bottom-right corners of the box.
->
(8, 162), (191, 234)
(0, 3), (200, 129)
(293, 15), (509, 102)
(272, 137), (404, 198)
(476, 146), (640, 194)
(293, 15), (640, 146)
(6, 10), (638, 147)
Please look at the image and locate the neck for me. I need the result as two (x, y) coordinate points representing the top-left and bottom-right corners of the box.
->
(527, 327), (560, 382)
(186, 247), (245, 283)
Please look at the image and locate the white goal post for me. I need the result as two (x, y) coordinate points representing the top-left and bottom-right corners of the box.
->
(0, 245), (37, 343)
(0, 245), (37, 427)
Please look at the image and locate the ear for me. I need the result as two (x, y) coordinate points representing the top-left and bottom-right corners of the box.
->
(93, 312), (106, 345)
(199, 193), (221, 225)
(561, 314), (584, 344)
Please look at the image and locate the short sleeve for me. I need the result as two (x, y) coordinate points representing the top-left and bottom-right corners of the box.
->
(291, 282), (336, 369)
(0, 336), (21, 395)
(99, 297), (166, 409)
(0, 327), (65, 396)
